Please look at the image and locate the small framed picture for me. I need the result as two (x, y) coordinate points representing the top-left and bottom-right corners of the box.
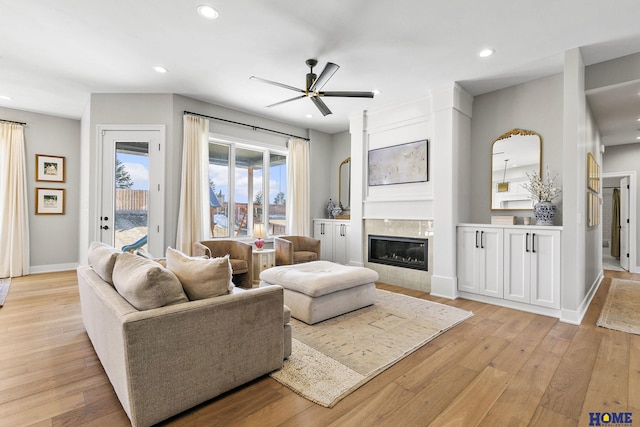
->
(36, 188), (65, 215)
(36, 154), (65, 182)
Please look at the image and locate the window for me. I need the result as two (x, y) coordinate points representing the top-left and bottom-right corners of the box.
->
(208, 140), (286, 239)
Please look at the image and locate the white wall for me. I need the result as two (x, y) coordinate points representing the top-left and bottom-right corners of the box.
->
(0, 107), (81, 273)
(469, 74), (565, 224)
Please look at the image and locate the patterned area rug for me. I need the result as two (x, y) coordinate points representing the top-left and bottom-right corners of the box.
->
(597, 278), (640, 335)
(0, 278), (10, 307)
(270, 289), (473, 407)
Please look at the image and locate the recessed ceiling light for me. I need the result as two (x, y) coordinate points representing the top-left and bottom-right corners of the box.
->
(153, 65), (168, 73)
(637, 136), (640, 140)
(0, 95), (12, 101)
(197, 5), (219, 19)
(305, 114), (313, 118)
(372, 89), (381, 95)
(478, 48), (495, 58)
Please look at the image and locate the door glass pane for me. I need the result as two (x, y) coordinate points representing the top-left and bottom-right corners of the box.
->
(235, 147), (263, 237)
(208, 143), (230, 238)
(114, 141), (149, 252)
(269, 153), (287, 235)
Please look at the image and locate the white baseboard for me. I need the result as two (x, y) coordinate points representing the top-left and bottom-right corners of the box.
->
(29, 263), (78, 275)
(561, 270), (604, 325)
(457, 291), (561, 319)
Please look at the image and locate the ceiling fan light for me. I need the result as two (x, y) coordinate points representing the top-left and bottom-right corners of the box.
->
(478, 48), (495, 58)
(153, 65), (168, 73)
(372, 89), (381, 95)
(0, 95), (12, 101)
(197, 5), (219, 19)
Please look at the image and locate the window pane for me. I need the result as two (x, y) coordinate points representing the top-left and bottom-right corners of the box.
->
(269, 153), (287, 235)
(209, 143), (230, 238)
(235, 147), (263, 237)
(114, 142), (149, 252)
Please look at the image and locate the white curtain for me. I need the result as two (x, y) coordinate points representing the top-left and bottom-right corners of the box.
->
(286, 138), (311, 236)
(0, 123), (30, 277)
(176, 115), (209, 255)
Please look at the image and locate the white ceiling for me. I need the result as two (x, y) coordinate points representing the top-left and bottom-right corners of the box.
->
(2, 1), (640, 138)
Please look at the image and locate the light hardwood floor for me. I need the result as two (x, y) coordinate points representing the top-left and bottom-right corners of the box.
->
(1, 269), (638, 426)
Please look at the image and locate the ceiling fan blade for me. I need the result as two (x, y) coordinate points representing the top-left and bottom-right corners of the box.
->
(310, 62), (340, 91)
(250, 76), (305, 93)
(266, 94), (307, 108)
(310, 96), (332, 116)
(320, 91), (375, 98)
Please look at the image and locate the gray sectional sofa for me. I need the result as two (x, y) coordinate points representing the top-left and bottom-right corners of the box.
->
(77, 243), (291, 427)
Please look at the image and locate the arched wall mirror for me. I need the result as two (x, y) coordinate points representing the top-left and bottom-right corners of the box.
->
(491, 129), (541, 210)
(339, 157), (351, 211)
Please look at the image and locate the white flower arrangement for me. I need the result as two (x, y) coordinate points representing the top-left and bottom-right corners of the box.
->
(522, 167), (561, 203)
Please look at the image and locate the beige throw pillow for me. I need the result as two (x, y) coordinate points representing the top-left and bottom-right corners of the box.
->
(87, 241), (120, 285)
(112, 252), (188, 310)
(166, 247), (233, 300)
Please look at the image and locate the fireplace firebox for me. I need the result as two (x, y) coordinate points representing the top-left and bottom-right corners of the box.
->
(367, 234), (428, 271)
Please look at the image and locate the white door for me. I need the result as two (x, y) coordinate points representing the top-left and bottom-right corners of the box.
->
(620, 177), (630, 271)
(457, 227), (480, 293)
(333, 222), (350, 264)
(504, 228), (530, 303)
(478, 228), (504, 298)
(99, 128), (165, 257)
(314, 220), (334, 261)
(530, 229), (561, 309)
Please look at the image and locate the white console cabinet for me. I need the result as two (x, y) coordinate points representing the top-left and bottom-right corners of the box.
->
(313, 219), (351, 264)
(457, 224), (561, 312)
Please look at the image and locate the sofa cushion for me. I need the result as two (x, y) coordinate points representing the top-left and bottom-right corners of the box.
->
(166, 247), (233, 300)
(112, 252), (188, 310)
(87, 241), (120, 285)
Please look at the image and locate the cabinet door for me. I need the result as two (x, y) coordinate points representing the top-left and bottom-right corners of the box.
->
(530, 229), (561, 308)
(457, 227), (480, 293)
(477, 228), (503, 298)
(313, 220), (334, 261)
(504, 228), (531, 303)
(333, 223), (350, 264)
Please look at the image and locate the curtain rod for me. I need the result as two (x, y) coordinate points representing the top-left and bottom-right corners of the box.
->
(0, 118), (27, 126)
(183, 111), (309, 141)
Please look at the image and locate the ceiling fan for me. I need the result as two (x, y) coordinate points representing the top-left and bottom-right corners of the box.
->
(250, 59), (375, 116)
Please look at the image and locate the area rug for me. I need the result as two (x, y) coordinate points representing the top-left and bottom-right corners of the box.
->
(0, 278), (10, 307)
(270, 289), (473, 407)
(597, 278), (640, 335)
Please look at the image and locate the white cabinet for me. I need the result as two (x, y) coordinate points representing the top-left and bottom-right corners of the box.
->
(457, 224), (561, 311)
(457, 226), (503, 298)
(313, 219), (350, 264)
(504, 228), (561, 309)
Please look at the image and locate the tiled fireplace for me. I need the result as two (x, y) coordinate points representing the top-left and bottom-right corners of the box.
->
(364, 219), (433, 292)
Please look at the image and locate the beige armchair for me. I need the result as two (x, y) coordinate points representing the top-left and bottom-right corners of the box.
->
(275, 236), (321, 266)
(193, 240), (253, 288)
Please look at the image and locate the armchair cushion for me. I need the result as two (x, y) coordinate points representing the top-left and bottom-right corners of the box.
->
(112, 252), (188, 310)
(166, 247), (233, 300)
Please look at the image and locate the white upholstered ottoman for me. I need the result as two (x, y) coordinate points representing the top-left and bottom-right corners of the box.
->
(259, 260), (379, 324)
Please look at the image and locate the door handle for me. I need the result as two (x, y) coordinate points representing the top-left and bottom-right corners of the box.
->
(526, 233), (530, 252)
(475, 231), (479, 248)
(100, 225), (109, 230)
(532, 233), (536, 253)
(481, 231), (484, 249)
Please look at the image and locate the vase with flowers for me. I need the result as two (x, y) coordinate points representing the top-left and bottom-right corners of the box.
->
(521, 167), (561, 225)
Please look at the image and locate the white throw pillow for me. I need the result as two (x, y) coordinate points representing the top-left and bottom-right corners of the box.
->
(112, 252), (188, 310)
(165, 247), (233, 300)
(87, 241), (120, 285)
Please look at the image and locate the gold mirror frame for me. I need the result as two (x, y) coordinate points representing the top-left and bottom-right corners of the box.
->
(490, 129), (542, 210)
(339, 157), (351, 210)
